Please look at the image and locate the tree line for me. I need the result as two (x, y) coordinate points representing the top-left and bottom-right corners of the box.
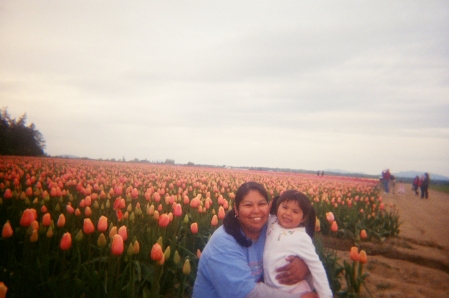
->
(0, 108), (46, 156)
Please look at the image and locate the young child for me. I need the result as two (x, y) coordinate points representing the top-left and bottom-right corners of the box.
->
(263, 190), (333, 298)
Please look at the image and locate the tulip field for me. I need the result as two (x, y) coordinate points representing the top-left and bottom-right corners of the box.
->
(0, 156), (400, 297)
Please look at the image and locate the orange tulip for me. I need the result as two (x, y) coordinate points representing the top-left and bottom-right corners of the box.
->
(46, 226), (54, 238)
(331, 221), (338, 232)
(217, 206), (225, 220)
(97, 215), (108, 232)
(60, 232), (72, 250)
(57, 214), (66, 228)
(359, 250), (368, 264)
(84, 206), (92, 217)
(20, 208), (37, 227)
(190, 222), (198, 234)
(109, 226), (117, 239)
(118, 225), (128, 241)
(151, 243), (164, 261)
(210, 215), (218, 226)
(360, 229), (367, 239)
(196, 249), (202, 259)
(83, 218), (95, 234)
(0, 281), (8, 298)
(42, 213), (52, 227)
(315, 218), (321, 232)
(66, 204), (75, 214)
(2, 221), (13, 238)
(30, 229), (38, 242)
(349, 246), (359, 261)
(111, 234), (124, 255)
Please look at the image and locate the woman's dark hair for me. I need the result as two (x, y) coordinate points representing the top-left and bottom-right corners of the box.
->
(270, 190), (316, 238)
(223, 181), (269, 247)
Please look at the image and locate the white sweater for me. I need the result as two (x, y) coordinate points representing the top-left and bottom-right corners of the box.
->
(263, 215), (333, 298)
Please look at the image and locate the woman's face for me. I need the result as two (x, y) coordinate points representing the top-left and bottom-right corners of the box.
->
(235, 190), (269, 240)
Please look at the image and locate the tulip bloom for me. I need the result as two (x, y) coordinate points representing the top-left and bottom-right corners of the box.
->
(97, 215), (108, 232)
(60, 232), (72, 250)
(97, 233), (107, 248)
(2, 221), (13, 238)
(20, 208), (37, 227)
(118, 225), (128, 241)
(217, 206), (225, 220)
(30, 229), (38, 242)
(42, 213), (52, 227)
(359, 250), (368, 264)
(158, 213), (170, 228)
(182, 259), (191, 275)
(111, 234), (124, 255)
(190, 222), (198, 234)
(210, 215), (218, 226)
(151, 243), (164, 261)
(331, 221), (338, 232)
(315, 218), (321, 232)
(57, 214), (66, 228)
(0, 281), (8, 298)
(173, 203), (182, 217)
(66, 204), (75, 214)
(133, 240), (140, 254)
(325, 212), (335, 223)
(3, 189), (12, 199)
(349, 246), (359, 261)
(83, 218), (95, 234)
(360, 229), (367, 239)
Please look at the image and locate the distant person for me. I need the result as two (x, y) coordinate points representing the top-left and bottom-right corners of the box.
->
(420, 173), (430, 199)
(263, 190), (333, 297)
(412, 175), (421, 195)
(397, 181), (406, 195)
(381, 169), (391, 193)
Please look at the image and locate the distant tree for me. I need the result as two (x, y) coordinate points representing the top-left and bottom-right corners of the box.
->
(0, 108), (46, 156)
(165, 159), (175, 165)
(187, 161), (195, 166)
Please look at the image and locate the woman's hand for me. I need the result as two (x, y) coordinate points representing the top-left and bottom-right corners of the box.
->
(275, 255), (309, 285)
(300, 292), (318, 298)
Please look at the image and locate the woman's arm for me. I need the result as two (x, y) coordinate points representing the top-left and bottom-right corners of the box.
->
(275, 255), (310, 285)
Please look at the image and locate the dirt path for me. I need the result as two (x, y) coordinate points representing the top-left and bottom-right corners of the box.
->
(339, 185), (449, 297)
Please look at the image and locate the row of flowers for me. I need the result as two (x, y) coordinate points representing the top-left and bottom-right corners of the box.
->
(0, 156), (397, 297)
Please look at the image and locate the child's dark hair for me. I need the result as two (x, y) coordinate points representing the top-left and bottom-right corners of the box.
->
(223, 181), (269, 247)
(270, 190), (316, 238)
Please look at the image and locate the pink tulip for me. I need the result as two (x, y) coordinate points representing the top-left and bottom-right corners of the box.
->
(111, 234), (124, 255)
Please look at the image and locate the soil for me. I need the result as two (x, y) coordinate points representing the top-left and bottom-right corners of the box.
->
(327, 185), (449, 298)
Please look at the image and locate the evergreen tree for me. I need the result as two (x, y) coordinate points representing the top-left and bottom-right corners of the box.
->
(0, 108), (46, 156)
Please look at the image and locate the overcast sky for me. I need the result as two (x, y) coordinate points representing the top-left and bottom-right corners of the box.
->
(1, 1), (448, 177)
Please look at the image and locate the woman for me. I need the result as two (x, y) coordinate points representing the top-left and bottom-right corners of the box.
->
(192, 182), (316, 298)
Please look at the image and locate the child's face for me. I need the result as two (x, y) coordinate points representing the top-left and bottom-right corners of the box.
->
(277, 200), (305, 229)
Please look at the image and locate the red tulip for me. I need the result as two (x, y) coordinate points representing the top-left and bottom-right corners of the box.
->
(173, 203), (182, 217)
(60, 232), (72, 250)
(42, 213), (52, 227)
(111, 234), (124, 255)
(158, 213), (170, 228)
(20, 208), (37, 227)
(83, 218), (95, 234)
(3, 189), (12, 199)
(2, 221), (13, 238)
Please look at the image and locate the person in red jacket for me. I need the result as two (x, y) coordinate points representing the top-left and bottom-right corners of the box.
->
(412, 176), (421, 195)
